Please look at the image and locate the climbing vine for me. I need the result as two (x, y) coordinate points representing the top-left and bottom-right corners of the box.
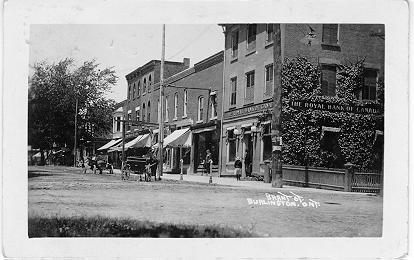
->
(280, 57), (384, 171)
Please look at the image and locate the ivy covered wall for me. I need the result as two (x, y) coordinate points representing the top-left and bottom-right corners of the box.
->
(280, 57), (384, 171)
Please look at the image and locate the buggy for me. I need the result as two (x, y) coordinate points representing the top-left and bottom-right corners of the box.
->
(122, 156), (150, 181)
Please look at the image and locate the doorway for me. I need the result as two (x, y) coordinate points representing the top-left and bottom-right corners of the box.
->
(244, 134), (253, 176)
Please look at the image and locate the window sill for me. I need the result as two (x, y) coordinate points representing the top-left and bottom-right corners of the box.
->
(245, 50), (256, 57)
(196, 120), (204, 124)
(173, 117), (178, 121)
(265, 41), (273, 48)
(321, 43), (341, 51)
(209, 116), (218, 121)
(230, 57), (238, 64)
(182, 115), (188, 119)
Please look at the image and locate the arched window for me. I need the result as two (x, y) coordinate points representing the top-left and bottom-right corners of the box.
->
(148, 74), (152, 92)
(143, 78), (147, 93)
(198, 96), (204, 122)
(147, 101), (151, 122)
(137, 81), (140, 96)
(142, 103), (146, 122)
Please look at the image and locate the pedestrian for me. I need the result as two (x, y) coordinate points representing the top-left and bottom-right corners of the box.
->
(205, 149), (212, 175)
(234, 156), (242, 180)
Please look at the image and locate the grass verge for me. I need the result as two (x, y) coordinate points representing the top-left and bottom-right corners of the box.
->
(28, 216), (255, 238)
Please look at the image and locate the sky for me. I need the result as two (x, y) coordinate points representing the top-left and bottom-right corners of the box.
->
(29, 24), (224, 102)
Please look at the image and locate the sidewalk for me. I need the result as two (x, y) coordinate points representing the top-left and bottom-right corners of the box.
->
(113, 169), (352, 194)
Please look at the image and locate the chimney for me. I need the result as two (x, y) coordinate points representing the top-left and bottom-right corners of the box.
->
(183, 58), (190, 68)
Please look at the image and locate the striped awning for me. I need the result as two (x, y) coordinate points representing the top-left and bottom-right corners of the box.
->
(97, 139), (122, 151)
(153, 128), (192, 148)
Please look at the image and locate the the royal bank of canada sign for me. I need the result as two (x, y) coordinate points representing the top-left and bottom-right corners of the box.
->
(289, 100), (381, 114)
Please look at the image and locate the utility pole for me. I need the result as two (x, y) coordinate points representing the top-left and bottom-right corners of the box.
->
(73, 97), (78, 167)
(157, 24), (166, 181)
(272, 24), (283, 188)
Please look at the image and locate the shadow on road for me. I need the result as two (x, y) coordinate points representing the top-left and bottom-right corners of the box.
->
(28, 170), (55, 179)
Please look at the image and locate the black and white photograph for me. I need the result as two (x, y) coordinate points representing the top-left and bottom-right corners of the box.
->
(2, 0), (410, 259)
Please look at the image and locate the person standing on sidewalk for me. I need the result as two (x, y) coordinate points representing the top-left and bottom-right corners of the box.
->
(234, 156), (242, 180)
(205, 149), (212, 176)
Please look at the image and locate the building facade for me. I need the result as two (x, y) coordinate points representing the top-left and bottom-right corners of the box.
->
(219, 24), (384, 177)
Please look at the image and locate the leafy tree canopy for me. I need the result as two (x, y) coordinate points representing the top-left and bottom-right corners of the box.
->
(28, 58), (117, 151)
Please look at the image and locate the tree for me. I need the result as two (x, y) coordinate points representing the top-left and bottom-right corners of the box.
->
(28, 58), (117, 164)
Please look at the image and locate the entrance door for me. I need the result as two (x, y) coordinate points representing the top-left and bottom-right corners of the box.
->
(244, 134), (253, 176)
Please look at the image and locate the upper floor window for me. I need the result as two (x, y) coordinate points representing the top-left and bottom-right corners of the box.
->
(198, 96), (204, 122)
(210, 92), (217, 119)
(174, 93), (178, 120)
(128, 85), (131, 100)
(246, 24), (257, 52)
(265, 64), (274, 96)
(230, 77), (237, 106)
(245, 71), (255, 102)
(143, 78), (147, 93)
(266, 24), (274, 44)
(116, 117), (121, 132)
(137, 81), (141, 96)
(147, 101), (151, 122)
(135, 107), (140, 122)
(127, 112), (132, 131)
(359, 69), (377, 100)
(321, 64), (336, 96)
(322, 24), (339, 45)
(142, 103), (146, 122)
(231, 30), (239, 59)
(132, 83), (136, 99)
(165, 97), (169, 122)
(148, 75), (152, 90)
(183, 90), (188, 117)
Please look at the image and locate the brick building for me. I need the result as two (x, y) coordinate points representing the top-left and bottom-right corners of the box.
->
(161, 51), (223, 174)
(124, 58), (190, 137)
(219, 24), (384, 177)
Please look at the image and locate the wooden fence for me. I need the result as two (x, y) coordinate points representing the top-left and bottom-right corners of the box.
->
(281, 165), (382, 193)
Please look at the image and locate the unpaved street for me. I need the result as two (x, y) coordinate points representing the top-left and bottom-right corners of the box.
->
(28, 166), (383, 237)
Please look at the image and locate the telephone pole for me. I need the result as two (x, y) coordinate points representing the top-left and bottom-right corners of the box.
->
(272, 24), (283, 188)
(73, 97), (78, 167)
(157, 24), (166, 181)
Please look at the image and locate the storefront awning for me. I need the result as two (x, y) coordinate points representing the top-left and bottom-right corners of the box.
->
(192, 126), (216, 134)
(153, 128), (192, 148)
(109, 134), (151, 151)
(97, 139), (122, 151)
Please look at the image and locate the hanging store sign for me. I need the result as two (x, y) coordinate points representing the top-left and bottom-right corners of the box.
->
(289, 100), (381, 114)
(224, 102), (273, 120)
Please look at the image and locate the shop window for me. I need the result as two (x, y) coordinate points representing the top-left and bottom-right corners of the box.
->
(245, 71), (255, 103)
(320, 127), (344, 168)
(183, 90), (188, 117)
(227, 129), (236, 162)
(266, 24), (274, 44)
(321, 64), (336, 96)
(230, 77), (237, 106)
(142, 103), (146, 123)
(322, 24), (339, 45)
(247, 24), (257, 52)
(147, 101), (151, 122)
(198, 96), (204, 122)
(231, 30), (239, 59)
(262, 124), (272, 161)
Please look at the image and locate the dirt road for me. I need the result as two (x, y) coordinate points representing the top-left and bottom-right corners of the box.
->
(28, 166), (383, 237)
